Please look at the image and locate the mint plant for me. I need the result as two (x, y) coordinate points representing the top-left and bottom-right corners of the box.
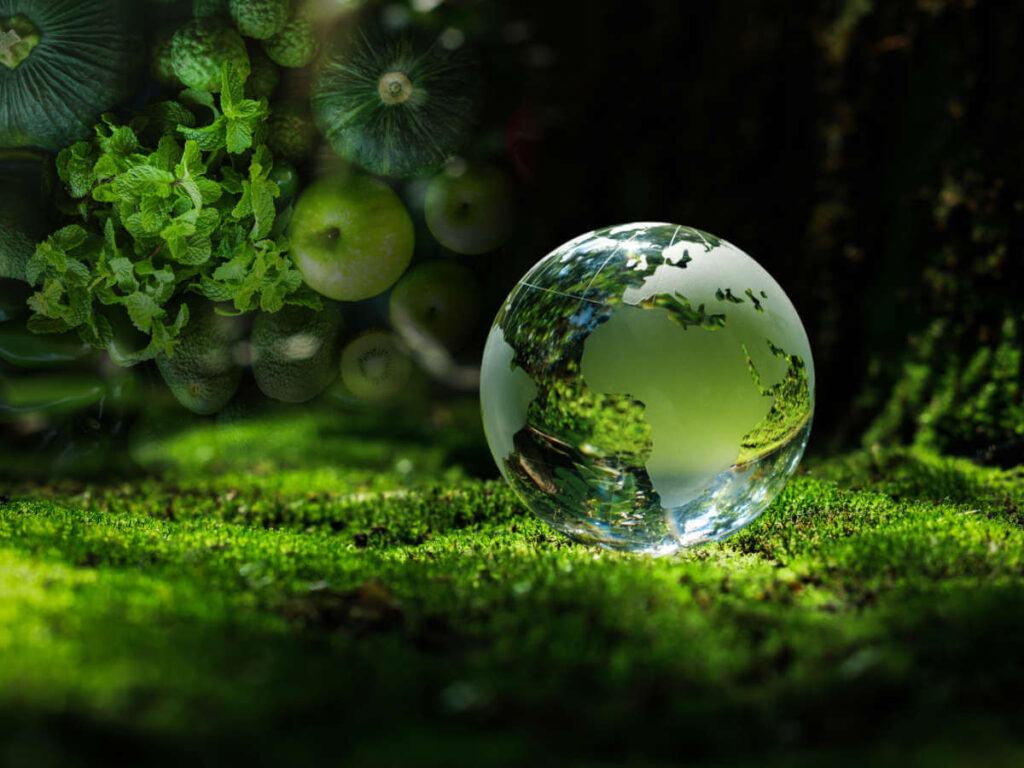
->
(24, 63), (319, 365)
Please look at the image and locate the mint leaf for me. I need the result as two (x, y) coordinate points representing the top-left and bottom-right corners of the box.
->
(250, 180), (278, 240)
(123, 291), (161, 332)
(225, 119), (254, 154)
(56, 142), (97, 198)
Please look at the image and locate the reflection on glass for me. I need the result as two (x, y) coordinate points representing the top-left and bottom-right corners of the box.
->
(481, 222), (814, 555)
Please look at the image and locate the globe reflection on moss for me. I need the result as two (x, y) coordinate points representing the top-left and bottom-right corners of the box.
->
(481, 223), (815, 555)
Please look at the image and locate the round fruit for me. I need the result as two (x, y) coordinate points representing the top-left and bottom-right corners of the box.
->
(0, 0), (138, 153)
(171, 18), (250, 92)
(389, 260), (479, 351)
(246, 43), (280, 99)
(339, 330), (412, 402)
(267, 100), (318, 161)
(155, 299), (245, 415)
(262, 15), (319, 68)
(150, 29), (183, 89)
(311, 33), (478, 178)
(268, 160), (300, 204)
(424, 164), (515, 255)
(288, 172), (414, 302)
(229, 0), (289, 40)
(251, 302), (344, 403)
(194, 0), (229, 18)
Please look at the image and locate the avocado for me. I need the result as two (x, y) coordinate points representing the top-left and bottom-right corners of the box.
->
(251, 302), (343, 403)
(156, 299), (244, 414)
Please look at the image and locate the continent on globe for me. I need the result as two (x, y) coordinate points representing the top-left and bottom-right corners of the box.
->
(480, 223), (815, 555)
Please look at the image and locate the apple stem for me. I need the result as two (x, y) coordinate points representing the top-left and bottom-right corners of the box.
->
(378, 71), (414, 105)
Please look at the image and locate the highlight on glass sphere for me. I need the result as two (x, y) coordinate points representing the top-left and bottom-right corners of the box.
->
(480, 222), (815, 555)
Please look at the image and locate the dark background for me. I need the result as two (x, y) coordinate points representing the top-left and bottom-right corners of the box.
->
(494, 0), (1024, 460)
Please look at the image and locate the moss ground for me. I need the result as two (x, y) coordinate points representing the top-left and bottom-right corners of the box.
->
(2, 399), (1024, 767)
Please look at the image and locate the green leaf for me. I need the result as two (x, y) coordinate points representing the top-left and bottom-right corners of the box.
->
(142, 101), (197, 138)
(225, 119), (254, 154)
(219, 166), (244, 194)
(196, 277), (235, 302)
(123, 291), (161, 332)
(195, 178), (223, 205)
(220, 62), (245, 117)
(232, 182), (254, 220)
(92, 183), (119, 203)
(151, 135), (183, 171)
(140, 197), (173, 233)
(178, 119), (227, 152)
(249, 145), (273, 181)
(101, 125), (139, 157)
(78, 313), (114, 349)
(25, 314), (70, 334)
(178, 140), (205, 177)
(178, 236), (213, 266)
(57, 143), (97, 198)
(107, 257), (137, 292)
(53, 226), (88, 252)
(114, 165), (176, 199)
(194, 208), (221, 237)
(179, 88), (219, 116)
(250, 180), (277, 240)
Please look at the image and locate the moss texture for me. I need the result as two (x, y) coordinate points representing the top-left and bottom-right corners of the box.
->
(2, 401), (1023, 767)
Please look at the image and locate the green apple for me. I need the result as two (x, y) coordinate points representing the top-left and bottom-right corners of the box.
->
(289, 172), (415, 301)
(389, 260), (480, 351)
(424, 164), (514, 255)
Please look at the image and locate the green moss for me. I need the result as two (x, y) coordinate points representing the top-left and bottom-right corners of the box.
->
(867, 315), (1024, 460)
(2, 402), (1024, 765)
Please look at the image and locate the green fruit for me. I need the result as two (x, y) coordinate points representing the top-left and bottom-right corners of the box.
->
(0, 0), (138, 153)
(267, 100), (318, 161)
(251, 302), (343, 403)
(229, 0), (289, 40)
(262, 15), (318, 68)
(171, 18), (250, 92)
(0, 324), (94, 368)
(0, 373), (106, 420)
(150, 29), (183, 89)
(339, 330), (412, 402)
(0, 155), (47, 282)
(246, 42), (280, 99)
(288, 172), (414, 301)
(194, 0), (229, 18)
(424, 164), (515, 255)
(269, 160), (300, 203)
(311, 33), (477, 178)
(155, 299), (245, 414)
(389, 260), (479, 351)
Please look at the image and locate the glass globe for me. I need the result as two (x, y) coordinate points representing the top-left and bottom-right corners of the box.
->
(480, 223), (815, 555)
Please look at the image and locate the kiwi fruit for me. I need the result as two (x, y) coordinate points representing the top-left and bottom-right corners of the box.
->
(311, 32), (478, 178)
(339, 330), (412, 402)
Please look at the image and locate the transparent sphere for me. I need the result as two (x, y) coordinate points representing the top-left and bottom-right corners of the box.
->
(481, 223), (815, 555)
